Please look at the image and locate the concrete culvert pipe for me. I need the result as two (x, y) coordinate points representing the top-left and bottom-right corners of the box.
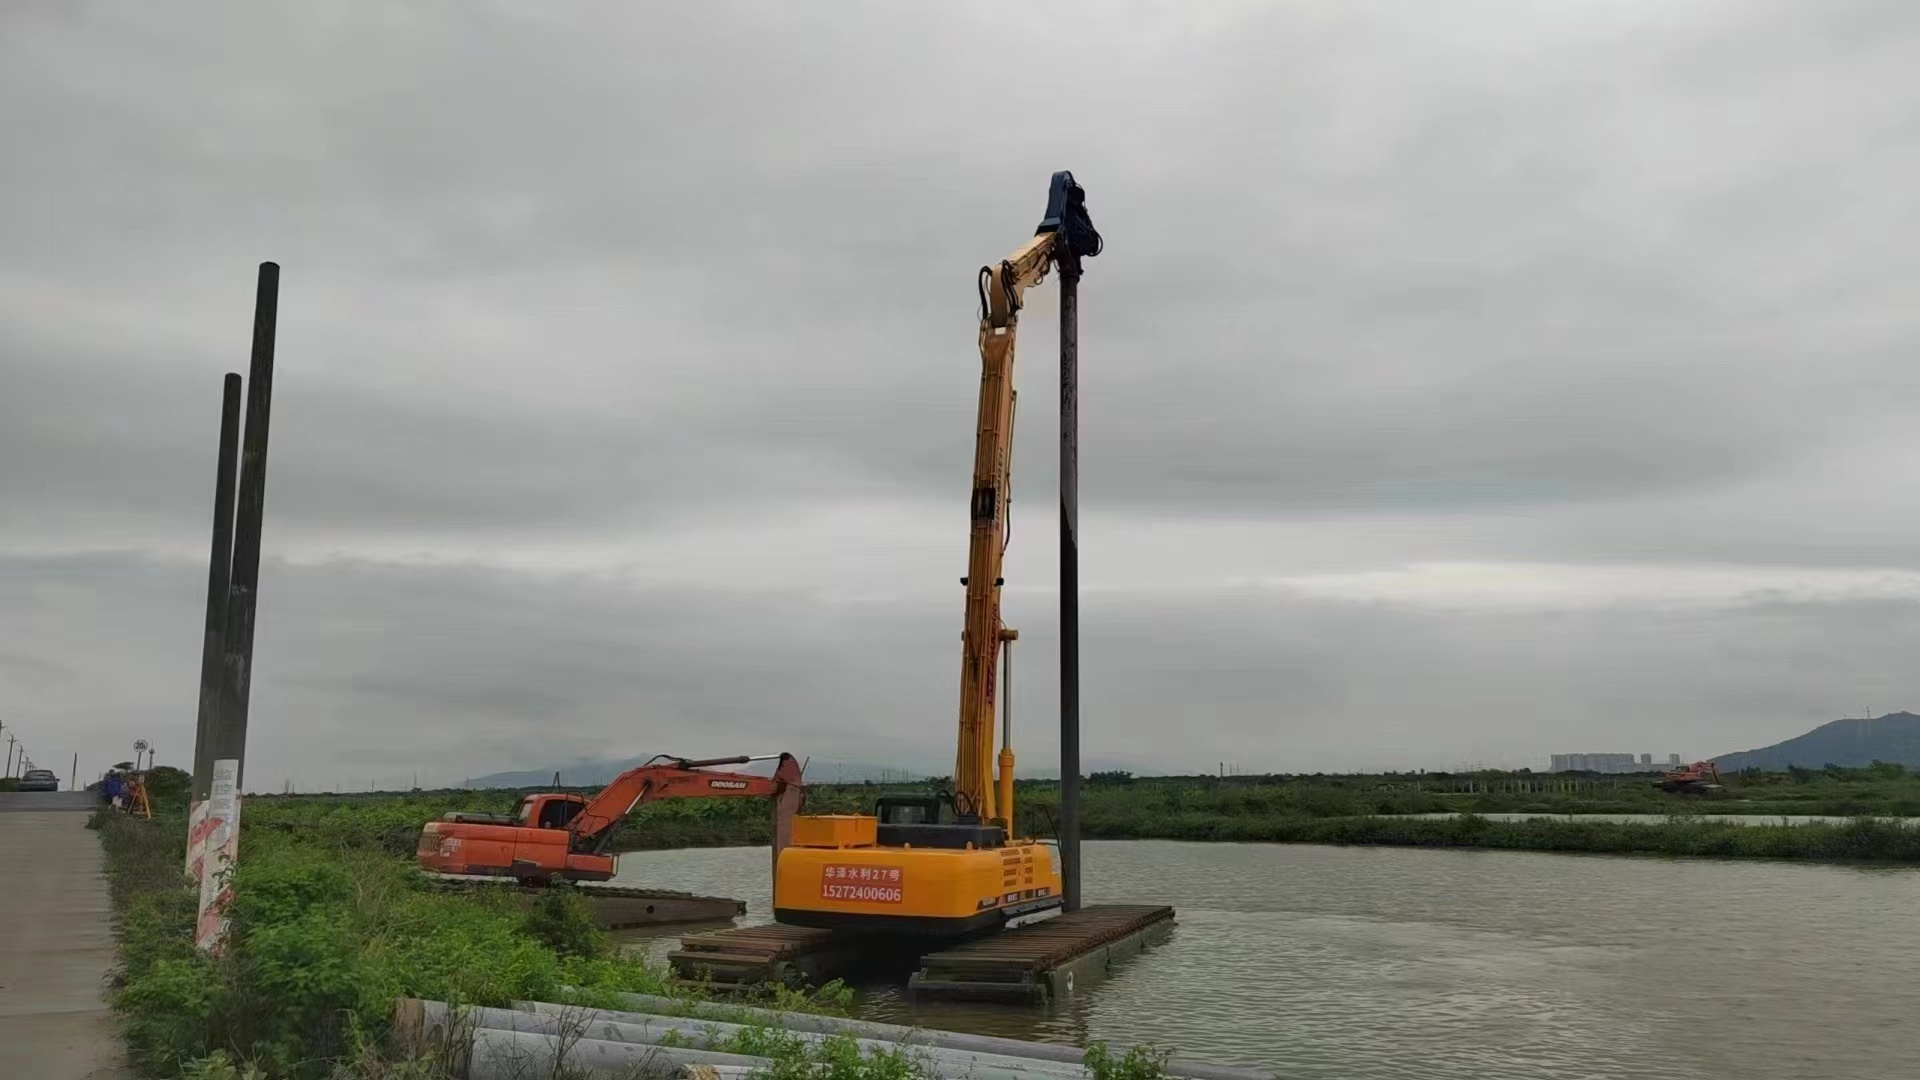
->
(467, 1028), (771, 1080)
(604, 992), (1278, 1080)
(508, 1001), (1089, 1079)
(393, 999), (772, 1079)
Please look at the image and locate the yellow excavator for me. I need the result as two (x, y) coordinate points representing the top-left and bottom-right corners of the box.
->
(772, 172), (1100, 935)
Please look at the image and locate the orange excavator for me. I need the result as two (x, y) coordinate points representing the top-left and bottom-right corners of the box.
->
(1657, 760), (1726, 796)
(417, 753), (804, 885)
(769, 172), (1100, 936)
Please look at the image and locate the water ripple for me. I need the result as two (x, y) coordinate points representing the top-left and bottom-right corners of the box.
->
(610, 840), (1920, 1079)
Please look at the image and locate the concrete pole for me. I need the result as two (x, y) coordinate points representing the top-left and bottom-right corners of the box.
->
(1058, 245), (1082, 912)
(213, 263), (279, 793)
(190, 373), (244, 804)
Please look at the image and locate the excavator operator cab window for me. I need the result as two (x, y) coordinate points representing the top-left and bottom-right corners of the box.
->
(874, 795), (943, 825)
(873, 795), (1005, 850)
(535, 798), (583, 831)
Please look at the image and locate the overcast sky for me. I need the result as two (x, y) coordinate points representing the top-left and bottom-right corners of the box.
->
(5, 0), (1920, 790)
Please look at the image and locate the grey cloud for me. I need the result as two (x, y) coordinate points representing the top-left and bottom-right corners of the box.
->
(6, 550), (1918, 788)
(9, 0), (1915, 545)
(0, 323), (925, 548)
(8, 1), (1920, 780)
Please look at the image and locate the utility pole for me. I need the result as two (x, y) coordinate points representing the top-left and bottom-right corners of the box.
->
(191, 373), (244, 807)
(213, 262), (281, 793)
(194, 262), (281, 955)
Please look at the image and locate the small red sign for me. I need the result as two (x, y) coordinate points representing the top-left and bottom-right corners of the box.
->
(820, 863), (904, 903)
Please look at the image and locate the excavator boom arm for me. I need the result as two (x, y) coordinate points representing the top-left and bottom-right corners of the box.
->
(567, 753), (805, 851)
(953, 172), (1100, 825)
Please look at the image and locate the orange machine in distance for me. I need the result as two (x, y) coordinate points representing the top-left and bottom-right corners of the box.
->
(418, 753), (803, 885)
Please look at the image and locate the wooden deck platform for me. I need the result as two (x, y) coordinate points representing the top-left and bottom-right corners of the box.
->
(668, 904), (1177, 1000)
(668, 923), (848, 987)
(907, 904), (1175, 1003)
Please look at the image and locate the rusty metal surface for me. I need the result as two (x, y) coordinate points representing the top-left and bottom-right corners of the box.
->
(676, 923), (834, 960)
(668, 923), (840, 986)
(917, 904), (1172, 974)
(427, 877), (715, 902)
(426, 877), (746, 928)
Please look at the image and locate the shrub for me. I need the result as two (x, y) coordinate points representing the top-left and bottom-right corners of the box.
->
(1085, 1040), (1173, 1080)
(519, 883), (605, 958)
(98, 809), (691, 1078)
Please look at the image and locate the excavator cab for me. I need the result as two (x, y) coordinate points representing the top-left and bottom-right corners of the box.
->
(522, 793), (587, 831)
(873, 794), (1005, 851)
(874, 795), (942, 824)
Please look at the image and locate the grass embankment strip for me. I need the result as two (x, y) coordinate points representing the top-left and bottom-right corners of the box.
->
(91, 807), (864, 1079)
(1078, 809), (1920, 861)
(96, 804), (1177, 1079)
(243, 771), (1920, 865)
(243, 760), (1920, 860)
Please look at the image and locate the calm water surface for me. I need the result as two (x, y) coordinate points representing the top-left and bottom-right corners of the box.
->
(610, 840), (1918, 1080)
(1399, 812), (1920, 825)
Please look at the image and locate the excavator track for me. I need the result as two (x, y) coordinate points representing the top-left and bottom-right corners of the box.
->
(427, 876), (746, 929)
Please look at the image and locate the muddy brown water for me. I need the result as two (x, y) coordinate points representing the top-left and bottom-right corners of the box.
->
(609, 839), (1919, 1079)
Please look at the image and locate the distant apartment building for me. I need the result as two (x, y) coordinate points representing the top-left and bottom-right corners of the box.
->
(1548, 752), (1678, 774)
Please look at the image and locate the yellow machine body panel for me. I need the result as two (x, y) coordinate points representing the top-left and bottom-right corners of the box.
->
(790, 813), (878, 849)
(774, 817), (1062, 935)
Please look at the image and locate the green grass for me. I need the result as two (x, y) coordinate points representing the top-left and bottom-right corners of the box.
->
(100, 777), (1205, 1078)
(99, 810), (683, 1068)
(1080, 809), (1920, 861)
(228, 763), (1920, 884)
(96, 803), (737, 1078)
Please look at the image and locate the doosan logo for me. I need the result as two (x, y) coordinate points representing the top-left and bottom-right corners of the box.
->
(707, 780), (750, 790)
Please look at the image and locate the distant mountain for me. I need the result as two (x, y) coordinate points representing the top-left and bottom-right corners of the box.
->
(1714, 712), (1920, 771)
(465, 756), (938, 790)
(465, 753), (1166, 789)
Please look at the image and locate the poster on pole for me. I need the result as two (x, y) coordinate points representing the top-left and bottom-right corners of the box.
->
(194, 758), (241, 953)
(186, 797), (210, 880)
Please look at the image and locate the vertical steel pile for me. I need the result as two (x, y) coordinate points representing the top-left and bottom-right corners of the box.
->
(1057, 195), (1085, 911)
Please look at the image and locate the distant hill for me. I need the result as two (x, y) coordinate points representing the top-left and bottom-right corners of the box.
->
(465, 754), (1165, 789)
(1714, 712), (1920, 771)
(465, 757), (933, 789)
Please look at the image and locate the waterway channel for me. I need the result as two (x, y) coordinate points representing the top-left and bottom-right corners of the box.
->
(610, 839), (1918, 1080)
(1398, 811), (1920, 825)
